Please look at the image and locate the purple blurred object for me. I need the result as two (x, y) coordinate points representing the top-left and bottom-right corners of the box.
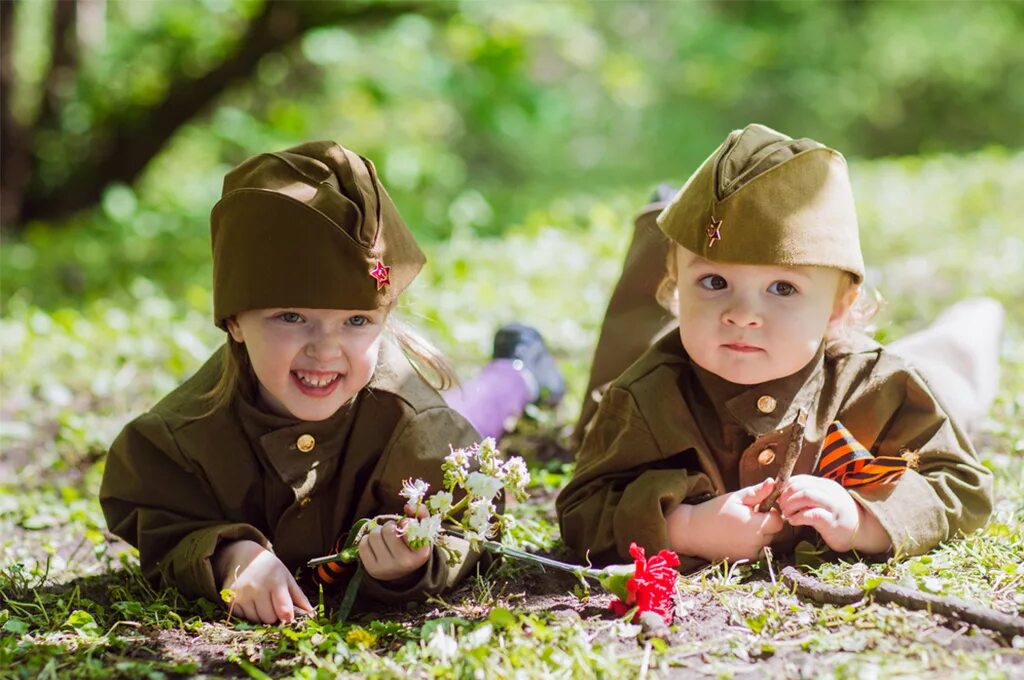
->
(442, 359), (532, 439)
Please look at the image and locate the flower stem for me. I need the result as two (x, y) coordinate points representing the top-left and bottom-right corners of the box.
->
(444, 495), (471, 521)
(444, 529), (604, 581)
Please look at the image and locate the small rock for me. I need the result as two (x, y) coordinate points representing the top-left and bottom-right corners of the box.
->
(638, 611), (670, 638)
(550, 608), (581, 623)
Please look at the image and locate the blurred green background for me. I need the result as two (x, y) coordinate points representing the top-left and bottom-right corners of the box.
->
(3, 0), (1023, 308)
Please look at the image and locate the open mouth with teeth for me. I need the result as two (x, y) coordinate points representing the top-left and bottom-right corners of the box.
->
(291, 370), (342, 396)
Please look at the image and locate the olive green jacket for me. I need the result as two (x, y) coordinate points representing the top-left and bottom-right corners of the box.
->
(101, 340), (481, 605)
(557, 331), (993, 568)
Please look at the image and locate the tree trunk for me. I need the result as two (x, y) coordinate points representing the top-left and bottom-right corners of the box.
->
(5, 0), (449, 232)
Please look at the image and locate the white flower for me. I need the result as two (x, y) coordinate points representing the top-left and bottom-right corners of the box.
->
(443, 445), (471, 488)
(464, 623), (493, 649)
(427, 491), (454, 516)
(403, 513), (442, 549)
(466, 498), (496, 536)
(476, 437), (504, 477)
(465, 471), (503, 501)
(425, 626), (458, 662)
(399, 478), (430, 506)
(499, 514), (517, 532)
(502, 457), (530, 501)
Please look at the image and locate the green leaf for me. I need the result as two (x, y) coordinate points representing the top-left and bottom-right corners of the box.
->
(234, 657), (273, 680)
(863, 576), (887, 593)
(794, 540), (828, 568)
(987, 522), (1011, 538)
(64, 610), (101, 636)
(745, 612), (768, 634)
(336, 565), (365, 624)
(420, 616), (469, 640)
(595, 564), (634, 600)
(487, 607), (516, 628)
(2, 618), (29, 635)
(908, 560), (932, 576)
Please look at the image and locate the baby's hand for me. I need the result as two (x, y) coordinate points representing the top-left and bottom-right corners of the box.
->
(358, 513), (431, 582)
(668, 478), (785, 561)
(777, 474), (890, 553)
(215, 539), (314, 624)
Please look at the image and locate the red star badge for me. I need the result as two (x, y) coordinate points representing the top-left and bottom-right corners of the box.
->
(369, 259), (391, 289)
(706, 216), (723, 248)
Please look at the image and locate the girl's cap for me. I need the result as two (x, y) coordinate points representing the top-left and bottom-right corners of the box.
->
(656, 124), (865, 282)
(209, 141), (425, 328)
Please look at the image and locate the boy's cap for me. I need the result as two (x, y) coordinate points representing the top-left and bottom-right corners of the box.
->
(210, 141), (425, 328)
(656, 123), (865, 282)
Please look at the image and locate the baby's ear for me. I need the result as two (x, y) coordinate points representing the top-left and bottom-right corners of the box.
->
(226, 316), (245, 343)
(830, 277), (860, 324)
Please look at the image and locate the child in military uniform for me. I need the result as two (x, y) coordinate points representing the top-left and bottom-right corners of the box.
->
(101, 142), (562, 624)
(557, 124), (996, 569)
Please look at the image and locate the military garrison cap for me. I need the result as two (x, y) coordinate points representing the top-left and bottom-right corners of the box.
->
(657, 124), (865, 282)
(210, 141), (425, 328)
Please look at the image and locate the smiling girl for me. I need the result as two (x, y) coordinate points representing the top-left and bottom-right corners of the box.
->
(100, 142), (557, 624)
(558, 124), (995, 568)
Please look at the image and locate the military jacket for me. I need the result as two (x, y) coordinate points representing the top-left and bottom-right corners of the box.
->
(101, 340), (481, 604)
(557, 331), (993, 567)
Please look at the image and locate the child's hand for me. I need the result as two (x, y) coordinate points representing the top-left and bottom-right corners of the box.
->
(215, 539), (314, 624)
(667, 478), (784, 561)
(358, 513), (431, 582)
(777, 474), (891, 553)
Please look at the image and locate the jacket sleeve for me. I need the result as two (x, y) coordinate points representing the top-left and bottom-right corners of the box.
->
(847, 366), (993, 556)
(100, 412), (270, 603)
(357, 406), (487, 602)
(556, 386), (715, 567)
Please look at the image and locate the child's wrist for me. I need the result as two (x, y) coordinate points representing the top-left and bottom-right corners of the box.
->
(851, 501), (892, 554)
(213, 539), (266, 586)
(666, 502), (696, 556)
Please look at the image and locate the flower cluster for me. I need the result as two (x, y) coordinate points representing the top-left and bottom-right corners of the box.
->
(398, 437), (530, 550)
(307, 440), (680, 629)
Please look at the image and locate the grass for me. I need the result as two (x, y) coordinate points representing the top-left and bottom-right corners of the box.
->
(2, 149), (1023, 678)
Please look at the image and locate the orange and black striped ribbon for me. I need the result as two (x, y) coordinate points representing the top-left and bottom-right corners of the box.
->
(312, 533), (355, 587)
(815, 421), (908, 489)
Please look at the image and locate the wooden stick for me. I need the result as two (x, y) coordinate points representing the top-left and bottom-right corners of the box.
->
(781, 566), (1024, 640)
(757, 409), (807, 513)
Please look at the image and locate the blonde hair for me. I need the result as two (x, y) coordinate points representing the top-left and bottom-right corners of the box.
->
(654, 243), (879, 341)
(829, 272), (882, 341)
(199, 308), (456, 418)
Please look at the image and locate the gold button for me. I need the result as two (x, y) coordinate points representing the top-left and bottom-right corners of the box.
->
(299, 496), (312, 508)
(296, 434), (315, 453)
(756, 395), (777, 414)
(757, 448), (776, 466)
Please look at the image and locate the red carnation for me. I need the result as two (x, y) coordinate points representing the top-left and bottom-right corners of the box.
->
(607, 543), (680, 625)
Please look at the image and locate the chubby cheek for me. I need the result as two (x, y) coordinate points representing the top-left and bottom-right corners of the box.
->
(248, 343), (289, 387)
(349, 335), (384, 389)
(784, 309), (831, 361)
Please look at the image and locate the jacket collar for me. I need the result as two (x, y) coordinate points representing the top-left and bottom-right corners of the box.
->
(691, 343), (826, 437)
(232, 338), (412, 488)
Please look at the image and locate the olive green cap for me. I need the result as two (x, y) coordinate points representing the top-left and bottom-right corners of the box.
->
(210, 141), (425, 328)
(656, 124), (865, 282)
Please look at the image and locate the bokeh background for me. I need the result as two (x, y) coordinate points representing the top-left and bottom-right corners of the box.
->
(4, 1), (1024, 300)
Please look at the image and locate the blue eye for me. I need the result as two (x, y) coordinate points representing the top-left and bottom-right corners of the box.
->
(347, 315), (369, 327)
(277, 311), (303, 323)
(768, 281), (798, 297)
(698, 274), (728, 291)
